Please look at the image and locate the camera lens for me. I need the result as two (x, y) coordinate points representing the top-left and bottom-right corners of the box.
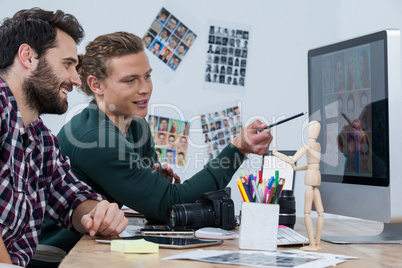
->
(167, 207), (177, 228)
(166, 202), (215, 230)
(278, 190), (296, 228)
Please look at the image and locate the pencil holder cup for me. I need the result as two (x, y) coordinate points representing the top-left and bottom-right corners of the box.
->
(238, 202), (279, 251)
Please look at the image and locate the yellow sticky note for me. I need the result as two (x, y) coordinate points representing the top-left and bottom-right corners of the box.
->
(111, 239), (159, 254)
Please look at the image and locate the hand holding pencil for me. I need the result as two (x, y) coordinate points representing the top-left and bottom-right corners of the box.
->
(231, 120), (273, 156)
(337, 114), (365, 154)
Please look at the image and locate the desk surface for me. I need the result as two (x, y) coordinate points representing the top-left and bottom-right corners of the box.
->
(59, 216), (401, 268)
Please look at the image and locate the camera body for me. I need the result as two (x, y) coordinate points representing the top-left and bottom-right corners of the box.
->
(201, 190), (235, 230)
(166, 190), (235, 230)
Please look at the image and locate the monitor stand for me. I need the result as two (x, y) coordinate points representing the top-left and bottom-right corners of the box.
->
(322, 222), (402, 244)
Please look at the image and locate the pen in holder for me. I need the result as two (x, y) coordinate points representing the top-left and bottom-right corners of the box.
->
(239, 202), (279, 251)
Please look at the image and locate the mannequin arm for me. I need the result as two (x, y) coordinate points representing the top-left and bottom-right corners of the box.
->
(273, 146), (307, 171)
(273, 146), (307, 164)
(291, 146), (307, 162)
(272, 147), (292, 164)
(293, 163), (308, 171)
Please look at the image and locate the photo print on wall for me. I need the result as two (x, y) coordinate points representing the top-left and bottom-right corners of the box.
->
(204, 20), (250, 94)
(148, 114), (190, 166)
(142, 7), (197, 72)
(200, 105), (242, 160)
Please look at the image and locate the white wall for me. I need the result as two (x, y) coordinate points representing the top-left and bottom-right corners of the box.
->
(2, 0), (402, 217)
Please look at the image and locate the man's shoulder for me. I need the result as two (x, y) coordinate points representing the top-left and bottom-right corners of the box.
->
(0, 79), (12, 110)
(58, 102), (103, 139)
(35, 119), (59, 142)
(57, 103), (126, 150)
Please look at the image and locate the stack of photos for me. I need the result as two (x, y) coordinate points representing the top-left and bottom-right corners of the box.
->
(200, 106), (242, 159)
(205, 25), (249, 87)
(148, 115), (190, 166)
(142, 8), (197, 71)
(321, 46), (372, 176)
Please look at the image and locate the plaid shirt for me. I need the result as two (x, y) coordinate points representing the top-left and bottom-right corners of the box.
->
(0, 78), (104, 266)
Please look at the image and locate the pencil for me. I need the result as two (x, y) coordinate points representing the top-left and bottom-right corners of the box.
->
(263, 182), (268, 203)
(258, 170), (263, 184)
(241, 178), (254, 202)
(259, 112), (306, 130)
(267, 182), (276, 204)
(273, 171), (279, 198)
(340, 112), (352, 125)
(237, 179), (249, 202)
(267, 176), (275, 189)
(273, 179), (285, 204)
(237, 183), (246, 202)
(250, 174), (261, 203)
(241, 169), (246, 178)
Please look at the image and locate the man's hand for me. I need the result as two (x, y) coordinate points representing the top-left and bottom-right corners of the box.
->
(0, 234), (11, 264)
(79, 200), (128, 237)
(153, 163), (181, 184)
(342, 118), (363, 133)
(337, 118), (365, 153)
(231, 120), (273, 156)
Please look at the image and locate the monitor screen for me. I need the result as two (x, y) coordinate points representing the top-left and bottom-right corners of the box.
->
(308, 30), (389, 187)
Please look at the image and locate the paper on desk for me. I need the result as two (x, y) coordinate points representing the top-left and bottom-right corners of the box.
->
(283, 250), (359, 260)
(162, 249), (357, 268)
(119, 225), (141, 238)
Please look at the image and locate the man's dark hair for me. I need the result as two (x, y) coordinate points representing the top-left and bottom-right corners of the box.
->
(0, 7), (84, 73)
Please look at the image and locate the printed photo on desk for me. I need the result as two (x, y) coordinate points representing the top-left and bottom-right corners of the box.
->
(163, 249), (355, 267)
(142, 4), (200, 82)
(204, 20), (250, 94)
(200, 104), (242, 159)
(149, 115), (190, 166)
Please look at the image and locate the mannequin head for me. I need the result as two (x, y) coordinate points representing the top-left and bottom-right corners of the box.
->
(308, 120), (321, 140)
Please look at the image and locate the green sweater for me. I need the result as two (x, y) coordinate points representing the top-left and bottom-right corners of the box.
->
(39, 101), (245, 252)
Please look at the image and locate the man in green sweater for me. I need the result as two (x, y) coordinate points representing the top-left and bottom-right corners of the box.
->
(39, 32), (273, 254)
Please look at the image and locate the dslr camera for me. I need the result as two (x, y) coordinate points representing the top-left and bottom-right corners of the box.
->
(166, 190), (235, 230)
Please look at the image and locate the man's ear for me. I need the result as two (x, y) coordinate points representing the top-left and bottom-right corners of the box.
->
(87, 75), (104, 96)
(18, 44), (37, 70)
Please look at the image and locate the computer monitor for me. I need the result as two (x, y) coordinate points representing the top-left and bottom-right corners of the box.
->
(308, 29), (402, 243)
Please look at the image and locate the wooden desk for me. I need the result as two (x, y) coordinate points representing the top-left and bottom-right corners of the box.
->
(59, 217), (402, 268)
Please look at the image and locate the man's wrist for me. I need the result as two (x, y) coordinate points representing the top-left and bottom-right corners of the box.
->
(72, 199), (100, 233)
(230, 141), (248, 157)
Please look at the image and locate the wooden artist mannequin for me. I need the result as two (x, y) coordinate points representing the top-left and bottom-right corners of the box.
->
(273, 120), (324, 251)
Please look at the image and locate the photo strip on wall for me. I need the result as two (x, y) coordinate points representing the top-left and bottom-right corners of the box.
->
(200, 105), (242, 159)
(142, 7), (197, 72)
(204, 21), (250, 94)
(148, 115), (190, 166)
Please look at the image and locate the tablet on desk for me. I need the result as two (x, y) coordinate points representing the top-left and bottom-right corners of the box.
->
(122, 236), (223, 249)
(140, 228), (194, 236)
